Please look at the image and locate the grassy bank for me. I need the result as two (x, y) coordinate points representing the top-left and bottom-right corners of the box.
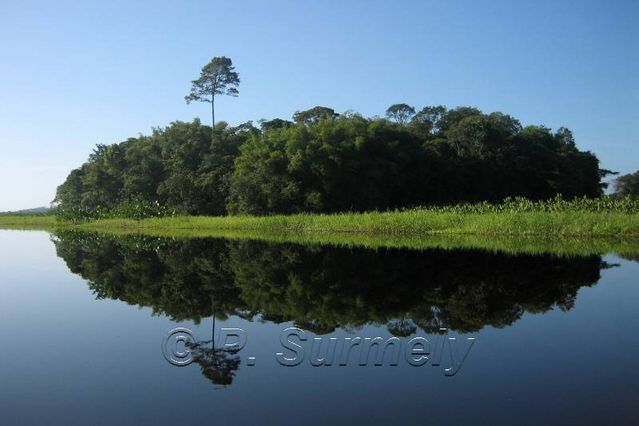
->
(0, 214), (59, 230)
(1, 201), (638, 257)
(74, 209), (639, 238)
(1, 200), (638, 239)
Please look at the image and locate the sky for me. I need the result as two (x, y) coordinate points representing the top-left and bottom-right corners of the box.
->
(0, 0), (637, 211)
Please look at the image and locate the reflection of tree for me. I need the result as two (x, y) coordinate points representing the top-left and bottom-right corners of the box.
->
(52, 231), (606, 335)
(187, 310), (241, 387)
(387, 318), (417, 337)
(190, 346), (240, 386)
(52, 232), (245, 323)
(228, 241), (604, 333)
(187, 328), (241, 387)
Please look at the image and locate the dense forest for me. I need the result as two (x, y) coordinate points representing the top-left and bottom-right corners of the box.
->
(54, 105), (608, 217)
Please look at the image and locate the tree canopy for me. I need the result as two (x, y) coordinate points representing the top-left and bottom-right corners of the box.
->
(55, 104), (607, 217)
(386, 103), (416, 124)
(292, 106), (339, 124)
(614, 170), (639, 198)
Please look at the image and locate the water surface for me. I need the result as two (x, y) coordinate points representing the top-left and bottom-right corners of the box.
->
(0, 230), (637, 425)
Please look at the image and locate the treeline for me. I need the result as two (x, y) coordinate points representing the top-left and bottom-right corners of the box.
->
(54, 105), (608, 217)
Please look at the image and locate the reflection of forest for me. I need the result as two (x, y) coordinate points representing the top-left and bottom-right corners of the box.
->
(52, 231), (606, 334)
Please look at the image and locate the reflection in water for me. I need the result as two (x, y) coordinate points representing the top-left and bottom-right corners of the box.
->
(2, 230), (634, 423)
(51, 231), (609, 387)
(187, 342), (241, 387)
(52, 231), (607, 335)
(185, 313), (241, 387)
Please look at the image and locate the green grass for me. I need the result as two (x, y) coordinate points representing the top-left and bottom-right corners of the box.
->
(0, 214), (59, 229)
(75, 209), (639, 238)
(1, 206), (638, 257)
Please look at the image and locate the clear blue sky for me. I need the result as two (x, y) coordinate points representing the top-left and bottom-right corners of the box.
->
(1, 0), (637, 211)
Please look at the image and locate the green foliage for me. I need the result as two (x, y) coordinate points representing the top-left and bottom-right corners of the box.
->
(69, 195), (639, 242)
(292, 106), (339, 124)
(54, 198), (177, 222)
(614, 170), (639, 198)
(410, 105), (447, 135)
(185, 56), (240, 125)
(260, 118), (293, 131)
(54, 119), (252, 219)
(185, 56), (240, 102)
(55, 105), (608, 218)
(110, 199), (177, 220)
(386, 103), (415, 124)
(228, 107), (605, 214)
(428, 195), (639, 214)
(52, 232), (606, 333)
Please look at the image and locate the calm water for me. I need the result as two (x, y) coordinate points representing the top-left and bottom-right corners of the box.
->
(0, 230), (638, 425)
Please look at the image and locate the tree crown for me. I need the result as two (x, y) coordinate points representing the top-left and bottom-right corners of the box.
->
(386, 103), (416, 125)
(185, 56), (240, 104)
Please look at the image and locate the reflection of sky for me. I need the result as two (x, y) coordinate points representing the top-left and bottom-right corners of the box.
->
(1, 0), (638, 210)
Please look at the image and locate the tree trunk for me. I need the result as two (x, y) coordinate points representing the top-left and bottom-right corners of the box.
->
(211, 94), (215, 127)
(211, 297), (216, 349)
(211, 94), (215, 140)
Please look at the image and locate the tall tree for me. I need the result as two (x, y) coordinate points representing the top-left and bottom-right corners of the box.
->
(185, 56), (240, 128)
